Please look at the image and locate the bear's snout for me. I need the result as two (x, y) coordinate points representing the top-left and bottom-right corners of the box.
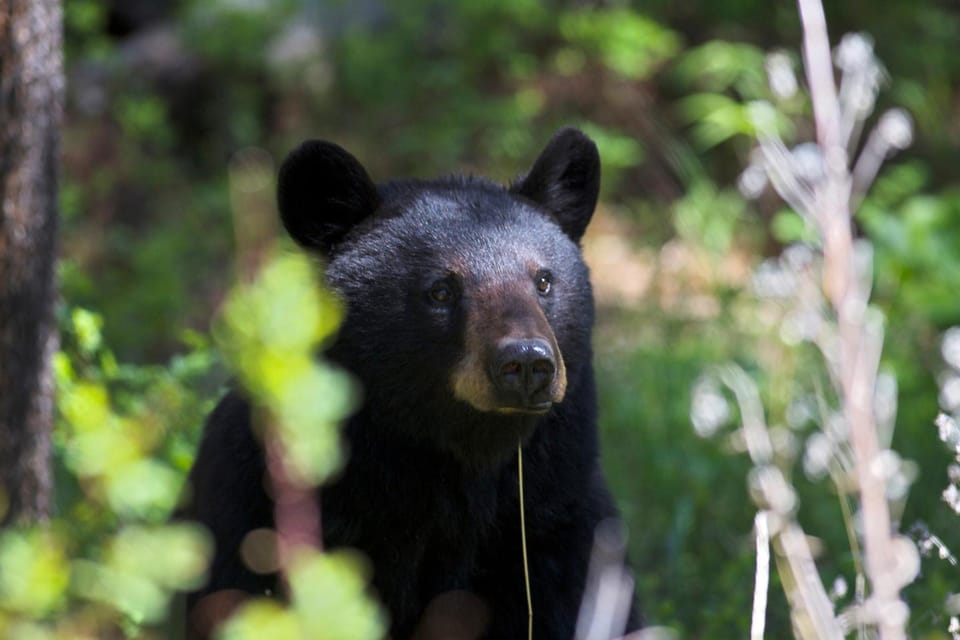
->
(490, 338), (556, 411)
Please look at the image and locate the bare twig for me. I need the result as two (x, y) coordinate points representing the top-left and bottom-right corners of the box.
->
(751, 512), (771, 640)
(265, 431), (322, 594)
(777, 524), (845, 639)
(797, 1), (910, 636)
(715, 365), (843, 637)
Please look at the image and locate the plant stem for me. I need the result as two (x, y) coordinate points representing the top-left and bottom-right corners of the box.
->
(797, 1), (906, 636)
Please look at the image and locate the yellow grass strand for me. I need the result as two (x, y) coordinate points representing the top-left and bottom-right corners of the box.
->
(518, 444), (533, 640)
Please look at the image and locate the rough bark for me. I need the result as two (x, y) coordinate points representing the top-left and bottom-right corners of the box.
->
(0, 0), (63, 525)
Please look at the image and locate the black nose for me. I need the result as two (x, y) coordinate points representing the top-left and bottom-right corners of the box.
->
(491, 339), (556, 409)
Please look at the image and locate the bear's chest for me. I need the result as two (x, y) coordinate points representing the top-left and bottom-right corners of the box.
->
(320, 455), (510, 636)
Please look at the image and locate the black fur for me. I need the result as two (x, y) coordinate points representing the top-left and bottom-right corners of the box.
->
(185, 128), (638, 639)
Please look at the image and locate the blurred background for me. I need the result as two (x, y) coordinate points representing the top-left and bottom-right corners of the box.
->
(52, 0), (960, 636)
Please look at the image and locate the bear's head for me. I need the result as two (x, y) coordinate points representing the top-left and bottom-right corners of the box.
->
(277, 128), (600, 464)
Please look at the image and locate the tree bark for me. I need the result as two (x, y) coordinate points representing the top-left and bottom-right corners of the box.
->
(0, 0), (63, 525)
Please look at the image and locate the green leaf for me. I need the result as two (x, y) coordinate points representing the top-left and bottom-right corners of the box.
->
(0, 530), (69, 618)
(290, 550), (387, 640)
(216, 599), (300, 640)
(560, 8), (679, 80)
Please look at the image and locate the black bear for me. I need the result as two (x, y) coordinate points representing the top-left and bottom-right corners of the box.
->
(186, 128), (639, 638)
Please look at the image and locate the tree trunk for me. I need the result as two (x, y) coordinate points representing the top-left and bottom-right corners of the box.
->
(0, 0), (63, 525)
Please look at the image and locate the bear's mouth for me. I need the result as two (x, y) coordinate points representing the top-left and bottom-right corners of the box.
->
(493, 401), (553, 415)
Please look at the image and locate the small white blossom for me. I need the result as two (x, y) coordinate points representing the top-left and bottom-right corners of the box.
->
(943, 484), (960, 514)
(766, 51), (797, 100)
(791, 143), (825, 184)
(749, 465), (797, 514)
(940, 376), (960, 413)
(825, 412), (849, 443)
(875, 372), (898, 425)
(936, 413), (960, 449)
(870, 449), (901, 481)
(877, 109), (913, 150)
(753, 260), (796, 299)
(942, 327), (960, 370)
(738, 163), (768, 200)
(948, 465), (960, 484)
(786, 397), (816, 430)
(830, 576), (848, 600)
(803, 433), (834, 479)
(834, 33), (875, 72)
(691, 379), (730, 438)
(782, 243), (815, 272)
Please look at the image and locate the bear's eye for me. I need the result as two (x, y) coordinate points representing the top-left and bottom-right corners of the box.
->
(429, 280), (455, 304)
(535, 271), (552, 296)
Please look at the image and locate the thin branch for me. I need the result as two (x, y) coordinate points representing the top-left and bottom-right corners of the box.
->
(797, 1), (910, 637)
(265, 424), (322, 595)
(751, 512), (771, 640)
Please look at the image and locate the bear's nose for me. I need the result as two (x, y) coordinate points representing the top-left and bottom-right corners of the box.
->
(490, 339), (556, 410)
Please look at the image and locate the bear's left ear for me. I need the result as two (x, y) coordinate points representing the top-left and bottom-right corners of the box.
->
(510, 127), (601, 243)
(277, 139), (381, 254)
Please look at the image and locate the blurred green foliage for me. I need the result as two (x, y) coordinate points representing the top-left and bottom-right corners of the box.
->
(214, 252), (354, 485)
(210, 250), (385, 638)
(0, 307), (214, 638)
(33, 0), (960, 636)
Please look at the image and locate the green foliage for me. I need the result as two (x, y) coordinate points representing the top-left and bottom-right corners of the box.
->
(598, 324), (751, 635)
(209, 250), (385, 638)
(559, 8), (680, 80)
(672, 181), (749, 253)
(64, 0), (110, 60)
(861, 164), (960, 325)
(51, 0), (960, 636)
(0, 529), (70, 619)
(220, 550), (384, 640)
(179, 0), (296, 72)
(214, 252), (355, 483)
(673, 42), (799, 150)
(577, 122), (646, 193)
(0, 308), (216, 637)
(770, 208), (818, 245)
(673, 41), (769, 97)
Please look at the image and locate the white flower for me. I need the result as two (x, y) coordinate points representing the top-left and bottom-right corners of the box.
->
(936, 413), (960, 449)
(691, 379), (730, 438)
(835, 33), (875, 71)
(877, 109), (913, 150)
(766, 51), (797, 100)
(942, 327), (960, 370)
(943, 484), (960, 514)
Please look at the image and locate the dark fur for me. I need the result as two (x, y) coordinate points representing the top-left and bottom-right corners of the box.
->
(185, 128), (638, 638)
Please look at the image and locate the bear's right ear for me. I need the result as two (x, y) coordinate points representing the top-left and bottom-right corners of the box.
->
(277, 140), (380, 253)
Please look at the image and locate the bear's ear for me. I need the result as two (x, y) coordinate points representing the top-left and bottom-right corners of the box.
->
(510, 127), (600, 243)
(277, 140), (380, 253)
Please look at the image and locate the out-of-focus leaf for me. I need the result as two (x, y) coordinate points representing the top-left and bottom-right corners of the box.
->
(0, 531), (69, 618)
(771, 209), (817, 244)
(72, 559), (165, 624)
(560, 8), (679, 80)
(71, 308), (103, 357)
(578, 123), (646, 170)
(107, 524), (212, 591)
(59, 382), (110, 436)
(104, 459), (182, 519)
(214, 251), (355, 483)
(290, 550), (387, 640)
(673, 40), (768, 97)
(673, 182), (747, 253)
(215, 599), (300, 640)
(64, 423), (139, 478)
